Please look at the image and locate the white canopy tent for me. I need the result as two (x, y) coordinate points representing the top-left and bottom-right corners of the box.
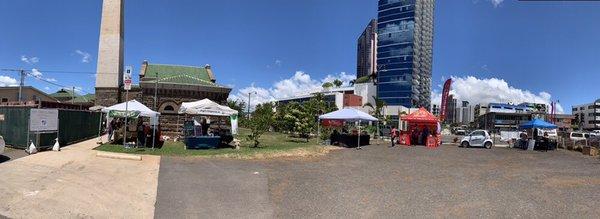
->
(318, 108), (378, 148)
(178, 98), (238, 116)
(101, 100), (160, 118)
(99, 100), (160, 148)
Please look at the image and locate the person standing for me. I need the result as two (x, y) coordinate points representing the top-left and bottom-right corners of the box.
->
(390, 126), (398, 147)
(136, 120), (146, 147)
(108, 119), (115, 142)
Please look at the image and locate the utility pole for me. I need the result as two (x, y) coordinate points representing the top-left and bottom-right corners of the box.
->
(18, 69), (25, 102)
(71, 86), (75, 104)
(247, 92), (252, 120)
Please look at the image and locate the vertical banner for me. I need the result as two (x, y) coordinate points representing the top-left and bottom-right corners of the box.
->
(123, 66), (132, 90)
(230, 114), (238, 135)
(440, 79), (452, 122)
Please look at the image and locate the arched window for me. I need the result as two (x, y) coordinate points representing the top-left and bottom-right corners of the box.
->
(164, 105), (175, 112)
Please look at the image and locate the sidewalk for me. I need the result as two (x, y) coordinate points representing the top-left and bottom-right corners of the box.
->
(0, 136), (160, 218)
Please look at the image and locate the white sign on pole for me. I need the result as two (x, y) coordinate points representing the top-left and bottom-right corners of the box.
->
(29, 109), (59, 131)
(124, 66), (133, 90)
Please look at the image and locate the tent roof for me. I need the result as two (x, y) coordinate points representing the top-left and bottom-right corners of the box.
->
(401, 107), (438, 123)
(101, 100), (160, 117)
(519, 118), (557, 129)
(179, 98), (238, 116)
(318, 108), (378, 122)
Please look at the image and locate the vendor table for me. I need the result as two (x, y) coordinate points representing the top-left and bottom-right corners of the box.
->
(338, 134), (370, 148)
(185, 136), (221, 149)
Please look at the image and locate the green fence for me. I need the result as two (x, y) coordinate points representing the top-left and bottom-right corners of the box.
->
(0, 108), (102, 149)
(0, 108), (30, 148)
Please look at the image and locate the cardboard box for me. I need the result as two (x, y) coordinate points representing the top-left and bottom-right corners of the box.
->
(582, 146), (598, 156)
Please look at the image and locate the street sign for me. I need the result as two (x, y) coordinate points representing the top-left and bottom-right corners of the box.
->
(124, 66), (133, 90)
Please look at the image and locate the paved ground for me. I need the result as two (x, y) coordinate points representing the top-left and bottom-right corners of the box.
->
(155, 144), (600, 218)
(0, 137), (160, 218)
(0, 148), (27, 164)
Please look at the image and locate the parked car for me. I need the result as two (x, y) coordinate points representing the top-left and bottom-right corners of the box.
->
(538, 129), (558, 140)
(0, 136), (5, 154)
(460, 130), (493, 149)
(569, 132), (586, 141)
(455, 129), (467, 135)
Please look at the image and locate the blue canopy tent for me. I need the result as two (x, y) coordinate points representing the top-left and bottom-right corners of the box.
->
(518, 118), (557, 129)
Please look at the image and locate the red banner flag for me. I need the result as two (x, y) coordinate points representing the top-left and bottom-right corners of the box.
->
(440, 79), (452, 122)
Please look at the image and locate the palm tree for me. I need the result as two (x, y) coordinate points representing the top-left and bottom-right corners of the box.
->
(333, 79), (343, 88)
(363, 96), (386, 120)
(322, 82), (333, 89)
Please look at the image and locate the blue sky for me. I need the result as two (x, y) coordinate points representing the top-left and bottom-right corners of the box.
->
(0, 0), (598, 112)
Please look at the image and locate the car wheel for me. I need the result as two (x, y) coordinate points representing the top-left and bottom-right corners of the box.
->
(484, 142), (492, 149)
(461, 141), (469, 148)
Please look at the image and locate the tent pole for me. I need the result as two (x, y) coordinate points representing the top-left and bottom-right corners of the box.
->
(357, 120), (361, 149)
(317, 118), (321, 145)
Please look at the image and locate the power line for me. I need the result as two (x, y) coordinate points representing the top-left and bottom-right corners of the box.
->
(1, 68), (119, 75)
(2, 68), (93, 94)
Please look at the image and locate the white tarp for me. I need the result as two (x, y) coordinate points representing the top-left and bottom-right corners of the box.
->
(178, 99), (238, 117)
(500, 131), (521, 142)
(318, 108), (378, 122)
(101, 100), (160, 118)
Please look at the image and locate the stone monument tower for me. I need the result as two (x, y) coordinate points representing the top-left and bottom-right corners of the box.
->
(95, 0), (124, 106)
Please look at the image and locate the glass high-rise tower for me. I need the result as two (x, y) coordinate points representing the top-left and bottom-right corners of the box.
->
(376, 0), (434, 109)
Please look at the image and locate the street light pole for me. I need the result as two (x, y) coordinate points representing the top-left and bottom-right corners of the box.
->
(247, 91), (257, 120)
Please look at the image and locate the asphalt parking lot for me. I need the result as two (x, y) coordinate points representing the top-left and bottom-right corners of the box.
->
(155, 144), (600, 218)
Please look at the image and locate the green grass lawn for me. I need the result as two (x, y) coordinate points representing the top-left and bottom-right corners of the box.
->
(95, 128), (335, 158)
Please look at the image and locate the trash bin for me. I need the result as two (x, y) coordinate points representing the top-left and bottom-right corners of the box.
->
(528, 139), (535, 151)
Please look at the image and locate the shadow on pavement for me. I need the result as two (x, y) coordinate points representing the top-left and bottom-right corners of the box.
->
(0, 155), (10, 163)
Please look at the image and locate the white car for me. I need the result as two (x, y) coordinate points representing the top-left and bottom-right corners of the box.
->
(0, 136), (5, 154)
(569, 132), (586, 141)
(460, 130), (493, 149)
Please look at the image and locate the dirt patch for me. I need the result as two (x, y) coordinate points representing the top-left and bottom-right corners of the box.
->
(212, 146), (342, 160)
(544, 177), (600, 188)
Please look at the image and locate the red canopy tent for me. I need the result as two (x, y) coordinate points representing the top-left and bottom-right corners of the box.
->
(399, 107), (440, 147)
(401, 107), (439, 124)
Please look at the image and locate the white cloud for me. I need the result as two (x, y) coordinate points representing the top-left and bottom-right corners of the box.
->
(20, 55), (39, 64)
(229, 71), (356, 110)
(267, 59), (283, 68)
(0, 76), (19, 86)
(490, 0), (504, 7)
(44, 87), (50, 91)
(431, 76), (563, 113)
(31, 68), (43, 78)
(75, 50), (91, 63)
(46, 78), (57, 82)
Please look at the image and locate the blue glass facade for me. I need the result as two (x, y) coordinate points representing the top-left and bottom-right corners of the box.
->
(377, 0), (434, 108)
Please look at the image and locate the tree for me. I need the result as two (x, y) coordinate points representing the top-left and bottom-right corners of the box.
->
(333, 79), (343, 88)
(322, 82), (333, 89)
(246, 102), (274, 147)
(363, 96), (386, 120)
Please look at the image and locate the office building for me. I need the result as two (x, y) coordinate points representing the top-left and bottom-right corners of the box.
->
(431, 104), (439, 116)
(376, 0), (434, 108)
(572, 99), (600, 131)
(357, 19), (378, 79)
(454, 101), (474, 124)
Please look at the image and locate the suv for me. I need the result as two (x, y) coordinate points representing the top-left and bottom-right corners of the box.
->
(460, 130), (493, 149)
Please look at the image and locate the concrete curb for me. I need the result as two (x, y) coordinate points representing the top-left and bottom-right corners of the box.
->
(96, 151), (142, 161)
